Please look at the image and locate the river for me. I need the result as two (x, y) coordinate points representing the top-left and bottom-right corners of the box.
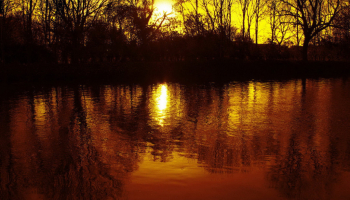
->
(0, 78), (349, 200)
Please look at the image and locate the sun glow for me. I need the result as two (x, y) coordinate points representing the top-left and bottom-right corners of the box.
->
(154, 2), (174, 16)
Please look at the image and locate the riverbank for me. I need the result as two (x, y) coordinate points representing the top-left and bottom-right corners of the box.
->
(1, 60), (350, 85)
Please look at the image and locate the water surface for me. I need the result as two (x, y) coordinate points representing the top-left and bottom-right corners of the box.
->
(1, 78), (350, 200)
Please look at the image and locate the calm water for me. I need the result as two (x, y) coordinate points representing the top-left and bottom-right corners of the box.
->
(1, 78), (350, 200)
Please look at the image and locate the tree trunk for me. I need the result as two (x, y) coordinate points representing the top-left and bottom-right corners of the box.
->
(242, 3), (246, 37)
(302, 36), (311, 61)
(1, 16), (4, 63)
(195, 0), (199, 35)
(255, 0), (260, 46)
(271, 3), (276, 43)
(71, 30), (80, 64)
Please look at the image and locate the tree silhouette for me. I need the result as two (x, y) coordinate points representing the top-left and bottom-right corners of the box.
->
(237, 0), (252, 38)
(279, 0), (343, 61)
(52, 0), (108, 63)
(37, 0), (54, 47)
(254, 0), (268, 45)
(268, 0), (293, 46)
(1, 0), (350, 63)
(128, 0), (170, 44)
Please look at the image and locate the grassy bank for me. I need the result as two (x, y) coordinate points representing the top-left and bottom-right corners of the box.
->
(1, 60), (350, 85)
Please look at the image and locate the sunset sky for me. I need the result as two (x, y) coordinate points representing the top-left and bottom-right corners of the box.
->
(153, 0), (273, 44)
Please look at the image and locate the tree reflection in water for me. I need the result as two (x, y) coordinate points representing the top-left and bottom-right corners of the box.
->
(0, 79), (350, 199)
(0, 86), (140, 199)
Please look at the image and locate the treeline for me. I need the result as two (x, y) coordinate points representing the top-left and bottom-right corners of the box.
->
(0, 0), (349, 64)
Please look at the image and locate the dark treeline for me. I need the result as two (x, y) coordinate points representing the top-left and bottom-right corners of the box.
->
(0, 0), (349, 64)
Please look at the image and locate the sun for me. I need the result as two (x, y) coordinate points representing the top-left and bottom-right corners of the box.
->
(154, 2), (174, 16)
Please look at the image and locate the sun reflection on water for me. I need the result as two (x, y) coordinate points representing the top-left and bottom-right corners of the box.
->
(158, 84), (168, 111)
(148, 83), (185, 131)
(155, 84), (168, 127)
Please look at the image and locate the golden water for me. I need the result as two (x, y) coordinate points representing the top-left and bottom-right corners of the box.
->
(0, 78), (350, 200)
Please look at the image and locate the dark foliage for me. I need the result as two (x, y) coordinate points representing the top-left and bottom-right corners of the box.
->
(0, 0), (349, 64)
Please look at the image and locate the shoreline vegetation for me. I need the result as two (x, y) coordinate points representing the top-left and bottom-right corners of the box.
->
(1, 0), (349, 67)
(1, 60), (350, 85)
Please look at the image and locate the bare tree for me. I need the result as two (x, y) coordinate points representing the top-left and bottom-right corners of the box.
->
(18, 0), (38, 43)
(333, 1), (350, 41)
(200, 0), (233, 36)
(237, 0), (249, 37)
(38, 0), (54, 46)
(279, 0), (343, 61)
(268, 0), (293, 45)
(52, 0), (108, 63)
(200, 0), (233, 57)
(268, 0), (277, 43)
(125, 0), (171, 45)
(254, 0), (267, 45)
(236, 0), (255, 38)
(104, 0), (129, 33)
(173, 0), (205, 36)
